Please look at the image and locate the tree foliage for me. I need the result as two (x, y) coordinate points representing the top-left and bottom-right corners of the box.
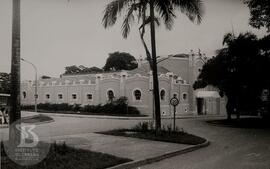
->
(194, 32), (270, 119)
(64, 65), (103, 75)
(244, 0), (270, 32)
(103, 51), (138, 71)
(102, 0), (204, 39)
(102, 0), (204, 131)
(0, 72), (11, 94)
(41, 75), (51, 79)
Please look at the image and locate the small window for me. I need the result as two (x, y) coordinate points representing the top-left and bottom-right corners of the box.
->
(107, 90), (114, 101)
(183, 93), (187, 100)
(160, 90), (165, 101)
(72, 94), (77, 100)
(58, 94), (63, 100)
(35, 94), (38, 99)
(133, 89), (142, 101)
(46, 94), (50, 99)
(87, 94), (93, 100)
(22, 91), (26, 99)
(173, 93), (178, 98)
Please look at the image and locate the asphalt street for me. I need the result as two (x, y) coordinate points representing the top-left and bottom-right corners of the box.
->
(1, 112), (270, 169)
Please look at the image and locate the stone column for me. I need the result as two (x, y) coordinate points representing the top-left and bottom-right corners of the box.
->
(95, 74), (102, 104)
(120, 71), (127, 97)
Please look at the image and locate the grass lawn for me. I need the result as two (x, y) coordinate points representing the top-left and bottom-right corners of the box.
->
(207, 116), (270, 129)
(1, 142), (131, 169)
(97, 122), (206, 145)
(98, 129), (205, 145)
(21, 114), (53, 123)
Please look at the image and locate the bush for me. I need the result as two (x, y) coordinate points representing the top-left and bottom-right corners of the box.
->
(21, 97), (140, 115)
(132, 121), (154, 132)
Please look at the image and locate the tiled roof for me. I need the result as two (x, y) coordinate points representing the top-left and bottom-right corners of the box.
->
(128, 63), (170, 76)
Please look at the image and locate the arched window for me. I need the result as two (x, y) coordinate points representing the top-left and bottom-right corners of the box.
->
(87, 94), (93, 100)
(183, 93), (188, 100)
(46, 94), (50, 99)
(58, 94), (63, 100)
(160, 90), (165, 101)
(107, 90), (114, 101)
(22, 91), (26, 99)
(72, 94), (77, 100)
(133, 89), (142, 101)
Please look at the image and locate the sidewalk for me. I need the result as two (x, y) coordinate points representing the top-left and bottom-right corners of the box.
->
(2, 128), (208, 169)
(48, 132), (207, 168)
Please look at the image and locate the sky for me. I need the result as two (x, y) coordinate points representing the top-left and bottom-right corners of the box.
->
(0, 0), (267, 80)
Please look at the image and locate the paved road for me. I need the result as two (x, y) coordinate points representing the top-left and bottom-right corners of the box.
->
(1, 112), (270, 169)
(0, 112), (144, 140)
(138, 118), (270, 169)
(0, 112), (190, 162)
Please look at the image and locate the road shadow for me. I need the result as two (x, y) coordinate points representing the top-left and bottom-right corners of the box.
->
(206, 117), (270, 129)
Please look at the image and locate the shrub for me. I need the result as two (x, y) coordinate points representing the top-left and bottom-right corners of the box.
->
(21, 98), (140, 115)
(21, 105), (35, 110)
(71, 104), (81, 112)
(114, 96), (128, 106)
(132, 121), (149, 132)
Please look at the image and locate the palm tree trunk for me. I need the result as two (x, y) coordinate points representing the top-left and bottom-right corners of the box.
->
(9, 0), (21, 140)
(150, 0), (161, 131)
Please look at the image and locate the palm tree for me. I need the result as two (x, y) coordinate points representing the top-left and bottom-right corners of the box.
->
(9, 0), (21, 140)
(102, 0), (204, 131)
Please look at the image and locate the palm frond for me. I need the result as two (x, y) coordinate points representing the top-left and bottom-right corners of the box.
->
(121, 2), (144, 38)
(121, 5), (136, 38)
(153, 0), (176, 30)
(171, 0), (205, 24)
(102, 0), (132, 28)
(139, 16), (161, 29)
(154, 0), (174, 21)
(163, 11), (174, 30)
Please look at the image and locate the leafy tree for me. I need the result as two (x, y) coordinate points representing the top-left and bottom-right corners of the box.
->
(64, 65), (82, 74)
(80, 66), (103, 74)
(0, 72), (11, 94)
(63, 65), (103, 75)
(244, 0), (270, 32)
(194, 32), (270, 120)
(103, 52), (138, 71)
(102, 0), (204, 131)
(40, 75), (51, 79)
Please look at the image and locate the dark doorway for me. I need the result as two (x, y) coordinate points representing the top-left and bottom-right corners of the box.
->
(197, 98), (204, 115)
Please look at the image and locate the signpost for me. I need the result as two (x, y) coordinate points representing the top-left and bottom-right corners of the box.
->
(170, 96), (179, 131)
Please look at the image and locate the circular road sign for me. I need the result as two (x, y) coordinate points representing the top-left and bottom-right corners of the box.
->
(170, 97), (179, 106)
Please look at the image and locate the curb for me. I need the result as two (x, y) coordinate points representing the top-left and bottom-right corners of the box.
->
(40, 113), (151, 120)
(39, 112), (225, 120)
(29, 119), (55, 125)
(23, 111), (225, 120)
(106, 140), (210, 169)
(0, 116), (55, 129)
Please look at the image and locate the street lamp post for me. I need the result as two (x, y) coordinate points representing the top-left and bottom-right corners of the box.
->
(21, 58), (38, 113)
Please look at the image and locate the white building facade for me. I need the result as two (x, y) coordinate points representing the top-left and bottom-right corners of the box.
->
(21, 52), (226, 116)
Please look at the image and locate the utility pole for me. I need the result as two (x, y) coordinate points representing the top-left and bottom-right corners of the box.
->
(9, 0), (21, 141)
(21, 58), (38, 113)
(150, 0), (161, 131)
